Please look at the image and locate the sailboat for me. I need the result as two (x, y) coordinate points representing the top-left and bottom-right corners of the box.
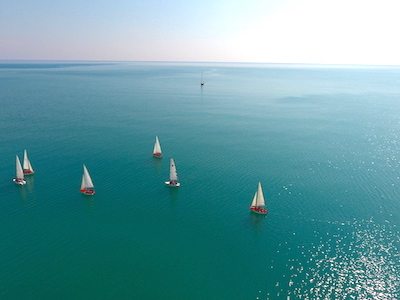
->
(165, 158), (180, 187)
(249, 182), (268, 214)
(13, 155), (26, 185)
(80, 164), (95, 195)
(200, 72), (204, 86)
(23, 149), (34, 175)
(152, 136), (162, 158)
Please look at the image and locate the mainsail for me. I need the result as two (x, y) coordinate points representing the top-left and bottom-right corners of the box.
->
(23, 149), (34, 172)
(16, 156), (24, 179)
(169, 158), (178, 181)
(251, 182), (265, 207)
(81, 165), (94, 189)
(153, 136), (162, 154)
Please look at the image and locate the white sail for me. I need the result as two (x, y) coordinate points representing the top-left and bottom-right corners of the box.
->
(23, 149), (34, 172)
(16, 155), (24, 179)
(81, 165), (94, 189)
(153, 136), (162, 154)
(251, 182), (265, 207)
(251, 193), (257, 207)
(169, 158), (178, 181)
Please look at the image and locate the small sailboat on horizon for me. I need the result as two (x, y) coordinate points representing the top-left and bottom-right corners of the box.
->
(249, 182), (268, 214)
(165, 158), (180, 187)
(80, 164), (95, 195)
(200, 72), (204, 86)
(23, 149), (34, 175)
(152, 136), (162, 158)
(13, 155), (26, 185)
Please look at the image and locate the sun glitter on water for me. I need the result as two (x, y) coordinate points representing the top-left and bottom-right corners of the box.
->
(268, 218), (400, 299)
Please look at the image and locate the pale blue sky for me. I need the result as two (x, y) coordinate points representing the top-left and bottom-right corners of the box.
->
(1, 0), (399, 64)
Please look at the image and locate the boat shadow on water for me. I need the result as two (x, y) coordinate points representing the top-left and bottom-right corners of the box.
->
(152, 157), (163, 174)
(24, 175), (35, 186)
(81, 195), (96, 212)
(248, 212), (267, 232)
(168, 187), (179, 203)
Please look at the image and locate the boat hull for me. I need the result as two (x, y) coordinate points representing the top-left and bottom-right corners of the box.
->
(23, 170), (35, 175)
(80, 189), (95, 195)
(165, 181), (180, 187)
(250, 207), (268, 215)
(13, 178), (26, 185)
(152, 153), (162, 158)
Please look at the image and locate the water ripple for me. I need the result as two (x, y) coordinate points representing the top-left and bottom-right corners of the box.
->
(268, 218), (400, 299)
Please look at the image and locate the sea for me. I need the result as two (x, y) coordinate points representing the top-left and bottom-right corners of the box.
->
(0, 61), (400, 299)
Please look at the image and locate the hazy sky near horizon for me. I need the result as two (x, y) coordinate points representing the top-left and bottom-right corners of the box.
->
(1, 0), (399, 64)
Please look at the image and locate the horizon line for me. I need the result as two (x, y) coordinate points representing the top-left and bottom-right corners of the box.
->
(1, 59), (400, 68)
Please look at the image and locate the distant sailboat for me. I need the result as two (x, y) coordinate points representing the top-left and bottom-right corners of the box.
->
(249, 182), (268, 214)
(80, 165), (95, 195)
(152, 136), (162, 158)
(165, 158), (180, 187)
(200, 72), (204, 86)
(23, 149), (34, 175)
(13, 155), (26, 185)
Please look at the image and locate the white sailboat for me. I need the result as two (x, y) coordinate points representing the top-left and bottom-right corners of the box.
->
(80, 164), (95, 195)
(152, 136), (162, 158)
(13, 155), (26, 185)
(249, 182), (268, 214)
(165, 158), (180, 187)
(200, 72), (204, 86)
(23, 149), (34, 175)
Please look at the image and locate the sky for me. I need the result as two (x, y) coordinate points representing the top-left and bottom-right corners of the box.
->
(1, 0), (400, 64)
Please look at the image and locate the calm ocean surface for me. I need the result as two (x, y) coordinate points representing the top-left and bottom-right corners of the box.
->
(1, 61), (400, 299)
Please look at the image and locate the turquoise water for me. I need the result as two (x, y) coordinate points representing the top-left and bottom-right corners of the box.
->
(1, 61), (400, 299)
